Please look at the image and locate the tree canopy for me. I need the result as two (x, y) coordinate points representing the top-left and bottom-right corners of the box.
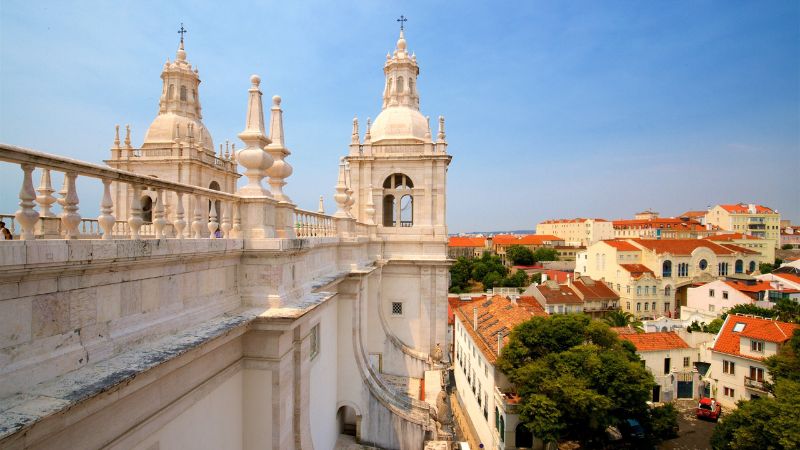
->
(506, 245), (535, 266)
(722, 300), (800, 324)
(711, 329), (800, 450)
(603, 310), (644, 332)
(497, 315), (656, 445)
(448, 253), (529, 293)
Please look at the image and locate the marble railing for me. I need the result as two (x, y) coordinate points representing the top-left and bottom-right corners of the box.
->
(0, 143), (371, 241)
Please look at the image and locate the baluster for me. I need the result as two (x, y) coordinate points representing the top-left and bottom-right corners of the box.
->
(208, 198), (219, 239)
(192, 194), (204, 238)
(232, 202), (241, 237)
(174, 192), (186, 239)
(128, 184), (144, 239)
(220, 201), (232, 238)
(153, 189), (167, 239)
(36, 169), (57, 217)
(60, 172), (80, 239)
(15, 164), (40, 240)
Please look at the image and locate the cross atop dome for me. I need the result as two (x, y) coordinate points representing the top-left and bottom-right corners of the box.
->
(397, 15), (407, 31)
(178, 23), (187, 44)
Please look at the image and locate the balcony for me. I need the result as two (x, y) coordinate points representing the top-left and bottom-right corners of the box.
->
(744, 376), (768, 393)
(748, 223), (766, 230)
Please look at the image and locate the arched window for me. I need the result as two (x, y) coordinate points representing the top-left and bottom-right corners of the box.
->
(749, 261), (757, 273)
(516, 423), (533, 448)
(180, 85), (187, 101)
(499, 415), (505, 442)
(396, 76), (404, 93)
(382, 174), (413, 227)
(665, 286), (672, 297)
(141, 196), (153, 223)
(735, 259), (743, 274)
(662, 260), (672, 277)
(168, 84), (175, 99)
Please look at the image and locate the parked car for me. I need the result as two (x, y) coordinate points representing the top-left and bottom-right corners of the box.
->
(696, 397), (722, 421)
(620, 418), (646, 440)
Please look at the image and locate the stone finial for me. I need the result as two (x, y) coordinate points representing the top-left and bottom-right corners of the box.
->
(266, 93), (293, 202)
(424, 116), (431, 140)
(113, 125), (121, 149)
(351, 116), (360, 145)
(364, 117), (372, 144)
(124, 124), (132, 148)
(236, 74), (273, 196)
(437, 116), (446, 142)
(333, 157), (349, 218)
(318, 195), (325, 214)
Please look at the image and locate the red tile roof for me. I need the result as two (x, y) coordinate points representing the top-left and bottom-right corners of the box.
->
(724, 280), (773, 294)
(540, 218), (607, 224)
(717, 243), (760, 255)
(532, 281), (584, 305)
(719, 203), (776, 214)
(705, 233), (761, 241)
(774, 273), (800, 285)
(611, 326), (639, 335)
(493, 234), (564, 245)
(630, 238), (738, 256)
(712, 315), (798, 360)
(681, 211), (708, 219)
(448, 236), (486, 247)
(618, 332), (690, 352)
(603, 240), (641, 252)
(612, 218), (706, 231)
(453, 295), (547, 363)
(571, 277), (620, 301)
(619, 264), (655, 278)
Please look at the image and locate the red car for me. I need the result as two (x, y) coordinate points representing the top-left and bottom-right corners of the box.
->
(696, 397), (722, 421)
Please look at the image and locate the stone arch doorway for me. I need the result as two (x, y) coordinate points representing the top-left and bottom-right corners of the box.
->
(336, 405), (360, 439)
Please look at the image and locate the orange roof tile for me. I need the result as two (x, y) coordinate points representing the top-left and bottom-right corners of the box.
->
(630, 238), (738, 256)
(705, 233), (761, 241)
(603, 240), (641, 252)
(493, 234), (564, 245)
(719, 203), (776, 214)
(453, 295), (547, 363)
(712, 315), (798, 359)
(540, 218), (607, 224)
(619, 264), (655, 278)
(612, 218), (706, 231)
(611, 326), (639, 335)
(532, 282), (584, 305)
(571, 277), (620, 301)
(773, 273), (800, 286)
(619, 331), (690, 352)
(449, 236), (486, 247)
(681, 211), (708, 218)
(717, 243), (759, 255)
(724, 280), (773, 294)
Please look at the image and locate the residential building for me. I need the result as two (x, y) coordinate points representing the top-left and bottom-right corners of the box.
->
(576, 238), (761, 319)
(452, 295), (547, 450)
(682, 279), (773, 324)
(780, 225), (800, 248)
(555, 245), (584, 261)
(528, 279), (584, 314)
(680, 210), (708, 225)
(449, 236), (488, 259)
(703, 233), (775, 264)
(709, 315), (798, 409)
(570, 276), (620, 318)
(705, 204), (781, 245)
(757, 271), (800, 291)
(617, 331), (699, 402)
(490, 234), (565, 265)
(536, 218), (613, 247)
(613, 217), (715, 240)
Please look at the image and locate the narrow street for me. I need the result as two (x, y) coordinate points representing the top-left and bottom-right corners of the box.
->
(659, 400), (717, 450)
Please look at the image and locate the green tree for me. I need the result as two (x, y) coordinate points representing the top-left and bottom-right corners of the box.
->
(506, 245), (535, 266)
(705, 318), (724, 334)
(760, 263), (775, 274)
(711, 330), (800, 450)
(497, 316), (656, 445)
(533, 247), (559, 262)
(721, 301), (800, 324)
(449, 257), (473, 293)
(483, 271), (504, 290)
(503, 269), (530, 288)
(603, 310), (644, 332)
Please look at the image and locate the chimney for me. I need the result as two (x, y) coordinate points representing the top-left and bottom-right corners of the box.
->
(473, 307), (478, 330)
(497, 332), (503, 355)
(567, 274), (572, 287)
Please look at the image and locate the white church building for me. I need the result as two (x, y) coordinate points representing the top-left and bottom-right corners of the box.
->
(0, 28), (452, 450)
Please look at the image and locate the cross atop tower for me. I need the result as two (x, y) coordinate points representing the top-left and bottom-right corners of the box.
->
(177, 23), (187, 44)
(396, 15), (407, 31)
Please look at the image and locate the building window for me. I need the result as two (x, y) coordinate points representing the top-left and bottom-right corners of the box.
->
(724, 387), (735, 397)
(678, 263), (689, 277)
(683, 357), (690, 367)
(644, 302), (649, 311)
(382, 174), (414, 227)
(652, 302), (656, 311)
(665, 302), (670, 312)
(709, 289), (715, 297)
(626, 302), (630, 310)
(180, 85), (187, 101)
(699, 259), (708, 271)
(709, 305), (715, 312)
(749, 261), (756, 273)
(723, 360), (735, 375)
(637, 286), (641, 296)
(391, 302), (403, 316)
(627, 285), (631, 294)
(645, 286), (650, 295)
(719, 262), (729, 276)
(636, 303), (641, 311)
(662, 260), (672, 277)
(751, 340), (764, 353)
(735, 259), (744, 274)
(750, 366), (764, 382)
(723, 291), (729, 300)
(665, 286), (671, 297)
(310, 324), (320, 360)
(663, 357), (671, 375)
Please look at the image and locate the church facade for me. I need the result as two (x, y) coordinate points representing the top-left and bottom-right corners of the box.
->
(0, 29), (451, 450)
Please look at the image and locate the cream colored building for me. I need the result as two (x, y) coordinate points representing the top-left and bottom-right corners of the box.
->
(576, 239), (761, 319)
(705, 204), (781, 246)
(0, 29), (453, 450)
(703, 233), (775, 264)
(536, 218), (613, 247)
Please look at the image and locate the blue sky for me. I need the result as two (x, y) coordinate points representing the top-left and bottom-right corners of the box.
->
(1, 1), (798, 233)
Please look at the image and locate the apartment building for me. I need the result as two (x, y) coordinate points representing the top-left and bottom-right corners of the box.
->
(536, 218), (613, 247)
(705, 204), (781, 245)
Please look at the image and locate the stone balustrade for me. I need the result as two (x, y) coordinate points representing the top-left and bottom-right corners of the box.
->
(0, 143), (366, 242)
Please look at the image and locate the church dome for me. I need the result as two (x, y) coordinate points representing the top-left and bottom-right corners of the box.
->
(143, 113), (214, 151)
(370, 106), (428, 143)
